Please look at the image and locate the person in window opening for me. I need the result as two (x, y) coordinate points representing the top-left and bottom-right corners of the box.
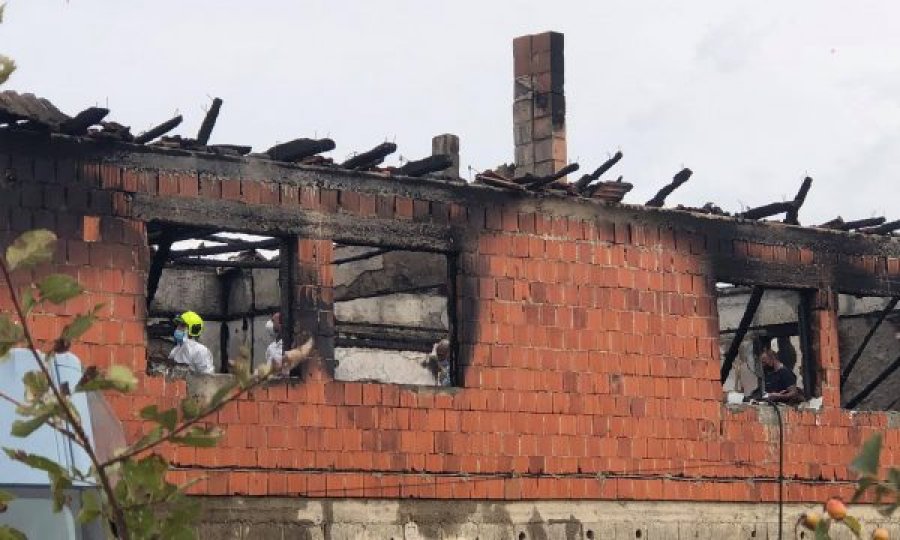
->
(265, 312), (285, 373)
(422, 339), (452, 387)
(755, 336), (802, 403)
(169, 311), (214, 375)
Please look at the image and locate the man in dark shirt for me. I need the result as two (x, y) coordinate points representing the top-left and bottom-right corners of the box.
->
(758, 339), (802, 403)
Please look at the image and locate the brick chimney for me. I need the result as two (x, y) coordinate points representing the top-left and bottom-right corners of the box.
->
(513, 31), (566, 178)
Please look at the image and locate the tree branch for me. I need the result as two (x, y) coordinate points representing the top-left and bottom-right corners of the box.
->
(0, 258), (131, 539)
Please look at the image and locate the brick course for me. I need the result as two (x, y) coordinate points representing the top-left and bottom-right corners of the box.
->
(1, 136), (899, 504)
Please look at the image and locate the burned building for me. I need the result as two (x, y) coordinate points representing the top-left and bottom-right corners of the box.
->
(1, 31), (899, 538)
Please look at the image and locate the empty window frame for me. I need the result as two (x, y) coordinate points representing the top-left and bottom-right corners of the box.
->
(145, 224), (293, 376)
(717, 284), (817, 402)
(837, 294), (900, 411)
(330, 243), (456, 387)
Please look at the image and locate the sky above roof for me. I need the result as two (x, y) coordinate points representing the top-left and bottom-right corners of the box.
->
(4, 1), (899, 225)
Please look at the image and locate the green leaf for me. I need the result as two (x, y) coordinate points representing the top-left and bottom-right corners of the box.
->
(62, 313), (95, 341)
(107, 365), (137, 392)
(76, 490), (102, 524)
(37, 274), (83, 304)
(10, 411), (53, 437)
(852, 475), (877, 503)
(170, 425), (222, 448)
(22, 370), (50, 401)
(3, 447), (65, 476)
(77, 364), (137, 393)
(180, 397), (202, 420)
(140, 404), (177, 432)
(0, 315), (23, 358)
(842, 515), (861, 538)
(20, 287), (36, 315)
(0, 55), (14, 87)
(0, 526), (27, 540)
(851, 434), (882, 477)
(814, 517), (831, 540)
(128, 425), (164, 454)
(5, 229), (56, 271)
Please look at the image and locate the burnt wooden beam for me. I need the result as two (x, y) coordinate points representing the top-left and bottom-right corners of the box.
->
(336, 282), (446, 303)
(818, 217), (888, 231)
(739, 201), (795, 221)
(59, 107), (109, 136)
(170, 238), (281, 257)
(517, 163), (580, 189)
(332, 247), (392, 265)
(134, 115), (183, 145)
(859, 219), (900, 235)
(645, 168), (692, 208)
(738, 177), (813, 223)
(574, 151), (623, 193)
(146, 232), (174, 308)
(196, 97), (223, 146)
(784, 176), (813, 225)
(845, 353), (900, 409)
(476, 173), (527, 191)
(341, 142), (397, 170)
(720, 286), (765, 383)
(395, 154), (453, 177)
(132, 192), (458, 252)
(265, 138), (335, 162)
(167, 258), (280, 269)
(840, 296), (900, 387)
(840, 217), (886, 231)
(335, 321), (446, 350)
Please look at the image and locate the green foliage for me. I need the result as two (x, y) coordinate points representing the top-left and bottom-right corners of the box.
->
(851, 434), (881, 478)
(4, 230), (56, 272)
(36, 274), (83, 304)
(75, 364), (138, 393)
(851, 434), (899, 517)
(0, 315), (23, 358)
(0, 526), (26, 540)
(0, 228), (313, 539)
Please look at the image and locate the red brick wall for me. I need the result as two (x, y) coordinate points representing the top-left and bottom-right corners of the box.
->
(2, 140), (899, 505)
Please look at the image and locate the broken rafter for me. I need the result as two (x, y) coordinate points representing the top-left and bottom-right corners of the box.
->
(516, 163), (580, 190)
(341, 142), (398, 170)
(146, 232), (174, 308)
(574, 151), (624, 193)
(818, 216), (887, 231)
(332, 247), (392, 265)
(737, 177), (813, 224)
(134, 115), (183, 145)
(167, 258), (280, 269)
(645, 168), (693, 208)
(784, 176), (812, 225)
(59, 107), (109, 136)
(845, 353), (900, 409)
(266, 138), (335, 162)
(858, 219), (900, 235)
(170, 238), (281, 257)
(720, 286), (765, 383)
(840, 296), (900, 387)
(395, 154), (454, 177)
(475, 172), (527, 191)
(196, 97), (223, 146)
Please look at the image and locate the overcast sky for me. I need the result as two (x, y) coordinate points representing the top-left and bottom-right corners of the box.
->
(4, 1), (900, 225)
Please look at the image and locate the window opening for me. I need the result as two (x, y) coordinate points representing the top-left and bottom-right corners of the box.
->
(330, 243), (456, 386)
(837, 294), (900, 411)
(145, 224), (290, 376)
(717, 284), (817, 404)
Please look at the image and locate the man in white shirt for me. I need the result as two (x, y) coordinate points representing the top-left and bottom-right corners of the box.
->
(169, 311), (214, 375)
(265, 313), (284, 372)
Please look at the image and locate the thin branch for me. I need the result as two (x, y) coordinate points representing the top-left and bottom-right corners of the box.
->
(101, 368), (278, 468)
(0, 258), (131, 540)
